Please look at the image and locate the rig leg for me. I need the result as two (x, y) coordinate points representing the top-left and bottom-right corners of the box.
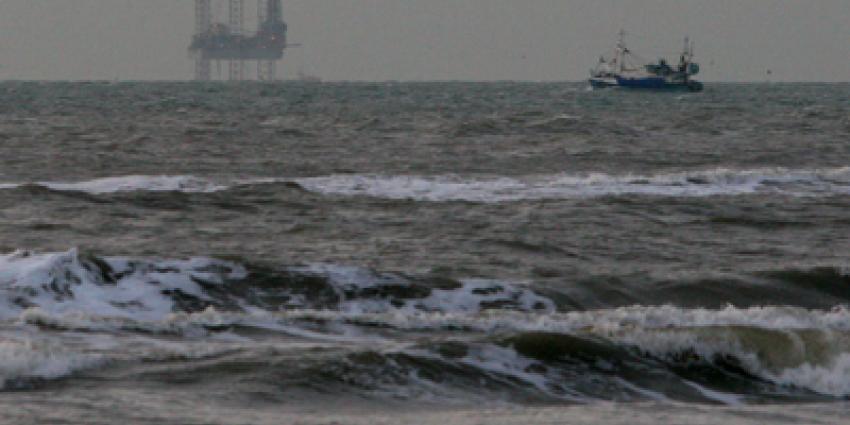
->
(229, 60), (245, 81)
(195, 57), (211, 81)
(193, 0), (212, 81)
(258, 61), (277, 81)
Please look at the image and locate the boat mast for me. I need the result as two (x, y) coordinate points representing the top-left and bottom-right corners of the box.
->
(616, 30), (627, 73)
(683, 36), (694, 61)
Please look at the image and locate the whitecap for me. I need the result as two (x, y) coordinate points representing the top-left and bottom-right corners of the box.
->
(294, 167), (850, 202)
(0, 338), (103, 389)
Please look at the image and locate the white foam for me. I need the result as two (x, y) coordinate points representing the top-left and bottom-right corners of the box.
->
(41, 175), (228, 194)
(609, 324), (850, 398)
(1, 251), (554, 335)
(0, 175), (261, 195)
(773, 353), (850, 397)
(3, 167), (850, 200)
(0, 338), (102, 389)
(295, 167), (850, 202)
(0, 249), (247, 322)
(316, 305), (850, 336)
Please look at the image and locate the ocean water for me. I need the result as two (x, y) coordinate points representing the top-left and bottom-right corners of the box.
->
(1, 81), (850, 424)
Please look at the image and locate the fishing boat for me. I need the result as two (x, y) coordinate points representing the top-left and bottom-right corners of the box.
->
(590, 31), (703, 92)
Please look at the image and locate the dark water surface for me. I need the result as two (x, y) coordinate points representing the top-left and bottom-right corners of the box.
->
(1, 82), (850, 424)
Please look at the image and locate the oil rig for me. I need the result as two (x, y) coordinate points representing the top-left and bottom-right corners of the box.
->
(190, 0), (289, 81)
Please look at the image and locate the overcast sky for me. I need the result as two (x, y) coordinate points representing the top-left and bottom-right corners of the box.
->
(0, 0), (847, 82)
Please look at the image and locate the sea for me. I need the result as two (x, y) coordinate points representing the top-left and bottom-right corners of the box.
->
(1, 81), (849, 424)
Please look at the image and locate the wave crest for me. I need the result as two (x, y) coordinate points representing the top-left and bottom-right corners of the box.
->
(4, 167), (850, 201)
(0, 250), (553, 324)
(295, 167), (850, 202)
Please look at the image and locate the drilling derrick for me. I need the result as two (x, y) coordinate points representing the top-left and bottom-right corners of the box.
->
(228, 0), (245, 81)
(190, 0), (289, 81)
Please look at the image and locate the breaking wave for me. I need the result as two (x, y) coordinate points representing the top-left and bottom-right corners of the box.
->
(0, 175), (228, 194)
(0, 249), (552, 323)
(274, 307), (850, 401)
(2, 249), (850, 403)
(4, 167), (850, 201)
(0, 175), (282, 195)
(0, 338), (103, 390)
(294, 167), (850, 202)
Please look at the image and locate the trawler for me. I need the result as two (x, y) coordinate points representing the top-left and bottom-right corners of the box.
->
(590, 31), (703, 92)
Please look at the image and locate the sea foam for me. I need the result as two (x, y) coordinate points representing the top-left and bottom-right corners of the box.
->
(2, 167), (850, 201)
(295, 167), (850, 202)
(0, 249), (246, 322)
(0, 338), (103, 389)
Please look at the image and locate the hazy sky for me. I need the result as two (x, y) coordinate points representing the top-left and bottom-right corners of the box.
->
(0, 0), (848, 82)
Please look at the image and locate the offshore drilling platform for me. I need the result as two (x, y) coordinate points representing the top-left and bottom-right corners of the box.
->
(190, 0), (289, 81)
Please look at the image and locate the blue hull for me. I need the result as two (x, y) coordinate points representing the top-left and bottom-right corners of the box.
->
(615, 76), (703, 92)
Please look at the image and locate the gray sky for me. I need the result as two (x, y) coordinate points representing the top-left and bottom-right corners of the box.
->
(0, 0), (848, 82)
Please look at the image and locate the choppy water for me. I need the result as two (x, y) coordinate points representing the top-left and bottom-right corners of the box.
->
(1, 81), (850, 424)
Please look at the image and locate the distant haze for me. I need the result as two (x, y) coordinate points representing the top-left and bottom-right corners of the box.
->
(0, 0), (848, 82)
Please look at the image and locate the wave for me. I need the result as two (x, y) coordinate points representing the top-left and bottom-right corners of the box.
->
(3, 167), (850, 201)
(0, 338), (103, 390)
(0, 175), (226, 195)
(42, 175), (231, 194)
(295, 167), (850, 202)
(3, 249), (850, 402)
(207, 307), (850, 400)
(2, 249), (850, 326)
(0, 175), (285, 196)
(0, 249), (552, 324)
(0, 249), (249, 322)
(272, 307), (850, 401)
